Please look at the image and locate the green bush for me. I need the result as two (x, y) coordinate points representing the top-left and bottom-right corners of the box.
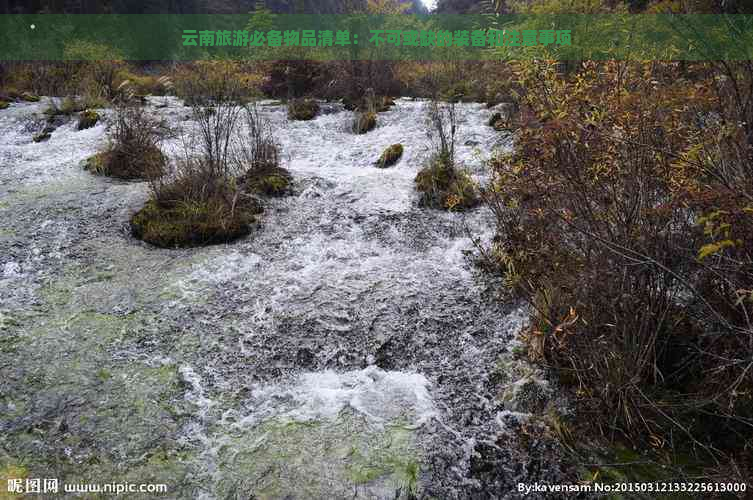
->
(376, 144), (403, 168)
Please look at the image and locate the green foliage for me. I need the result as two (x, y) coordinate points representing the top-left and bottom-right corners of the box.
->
(82, 152), (107, 175)
(376, 143), (403, 168)
(245, 3), (277, 33)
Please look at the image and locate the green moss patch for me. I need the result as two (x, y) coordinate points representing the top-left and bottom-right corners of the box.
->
(376, 144), (404, 168)
(287, 98), (320, 121)
(77, 109), (100, 130)
(130, 195), (262, 248)
(415, 156), (479, 211)
(20, 92), (40, 102)
(240, 165), (293, 197)
(0, 101), (9, 110)
(213, 412), (422, 499)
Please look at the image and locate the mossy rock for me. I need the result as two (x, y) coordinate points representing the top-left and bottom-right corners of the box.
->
(287, 98), (319, 121)
(0, 101), (9, 110)
(376, 144), (403, 168)
(20, 92), (40, 102)
(353, 112), (377, 134)
(415, 156), (479, 211)
(130, 195), (262, 248)
(240, 165), (293, 197)
(77, 109), (100, 130)
(85, 145), (166, 180)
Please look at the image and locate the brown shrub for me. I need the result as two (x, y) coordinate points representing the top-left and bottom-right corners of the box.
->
(484, 61), (753, 478)
(88, 104), (168, 180)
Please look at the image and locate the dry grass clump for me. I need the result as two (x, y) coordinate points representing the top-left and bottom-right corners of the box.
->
(86, 104), (168, 180)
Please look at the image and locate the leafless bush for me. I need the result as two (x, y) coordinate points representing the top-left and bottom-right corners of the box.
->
(91, 102), (170, 180)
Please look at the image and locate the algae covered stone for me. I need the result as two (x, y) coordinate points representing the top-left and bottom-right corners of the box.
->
(0, 101), (9, 110)
(377, 144), (403, 168)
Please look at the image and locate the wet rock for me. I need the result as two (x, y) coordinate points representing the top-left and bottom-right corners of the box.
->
(295, 347), (315, 368)
(375, 337), (398, 370)
(33, 125), (54, 143)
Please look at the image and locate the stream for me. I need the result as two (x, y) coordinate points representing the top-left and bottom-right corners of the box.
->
(0, 97), (567, 498)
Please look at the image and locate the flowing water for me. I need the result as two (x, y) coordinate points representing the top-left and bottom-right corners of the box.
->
(0, 98), (566, 498)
